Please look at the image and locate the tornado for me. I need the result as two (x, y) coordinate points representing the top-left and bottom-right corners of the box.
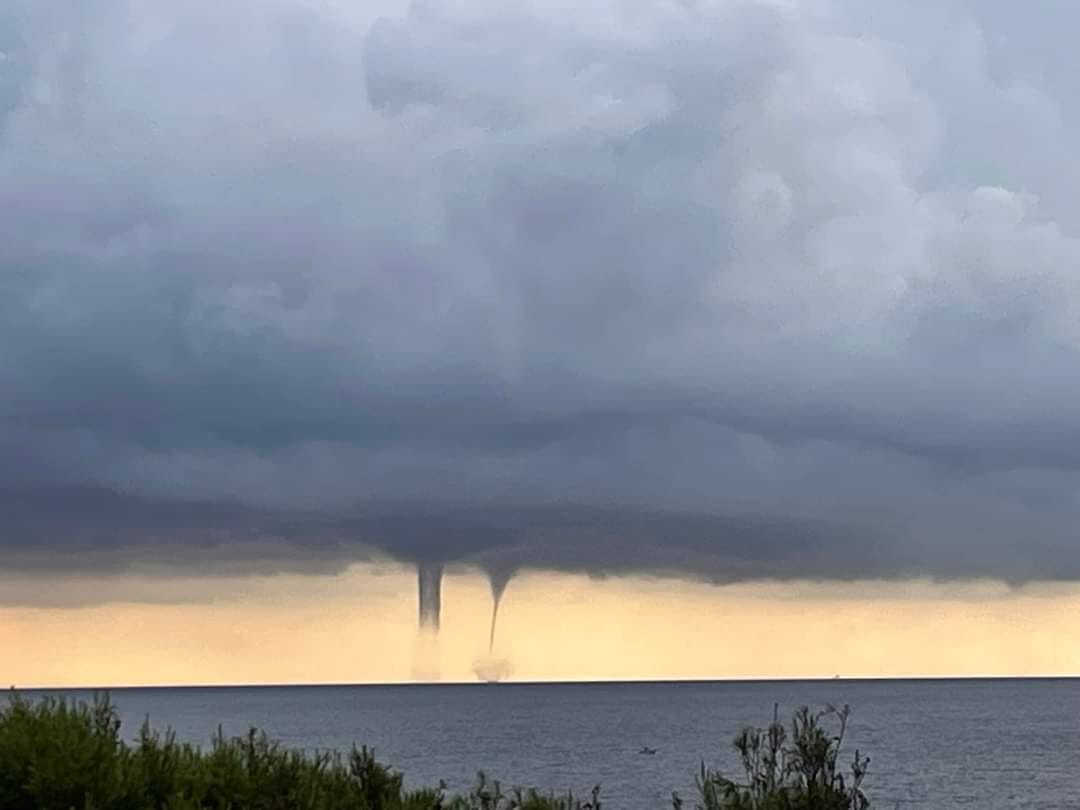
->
(485, 567), (514, 654)
(473, 565), (515, 682)
(488, 591), (502, 653)
(417, 561), (443, 631)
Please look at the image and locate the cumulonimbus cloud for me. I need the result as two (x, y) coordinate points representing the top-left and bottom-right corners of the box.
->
(3, 0), (1080, 589)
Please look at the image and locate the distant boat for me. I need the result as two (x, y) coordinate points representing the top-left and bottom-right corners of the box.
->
(639, 747), (657, 755)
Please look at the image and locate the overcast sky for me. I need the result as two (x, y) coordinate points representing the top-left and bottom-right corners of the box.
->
(3, 0), (1080, 585)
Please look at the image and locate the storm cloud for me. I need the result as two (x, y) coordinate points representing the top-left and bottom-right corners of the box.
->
(3, 0), (1080, 587)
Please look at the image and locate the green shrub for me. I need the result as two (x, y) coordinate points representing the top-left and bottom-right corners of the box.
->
(0, 692), (128, 810)
(0, 691), (601, 810)
(0, 692), (869, 810)
(674, 705), (869, 810)
(443, 773), (600, 810)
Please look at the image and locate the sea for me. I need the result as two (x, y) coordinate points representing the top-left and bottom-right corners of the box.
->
(19, 678), (1080, 809)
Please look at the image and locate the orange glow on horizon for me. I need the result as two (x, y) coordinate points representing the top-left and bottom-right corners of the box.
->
(3, 565), (1080, 688)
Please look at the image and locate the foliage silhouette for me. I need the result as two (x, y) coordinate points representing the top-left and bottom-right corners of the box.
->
(0, 691), (867, 810)
(673, 704), (869, 810)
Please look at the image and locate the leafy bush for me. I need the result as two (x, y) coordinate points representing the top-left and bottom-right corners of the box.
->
(0, 691), (601, 810)
(674, 705), (869, 810)
(0, 692), (870, 810)
(0, 692), (129, 810)
(444, 773), (600, 810)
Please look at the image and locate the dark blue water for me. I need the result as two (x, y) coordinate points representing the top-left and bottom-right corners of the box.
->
(23, 679), (1080, 809)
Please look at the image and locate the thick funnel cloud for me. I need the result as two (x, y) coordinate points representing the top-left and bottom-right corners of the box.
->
(417, 561), (443, 632)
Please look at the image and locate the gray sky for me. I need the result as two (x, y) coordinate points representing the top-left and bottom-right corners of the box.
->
(3, 0), (1080, 585)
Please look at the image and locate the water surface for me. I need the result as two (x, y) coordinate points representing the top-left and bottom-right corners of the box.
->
(24, 678), (1080, 809)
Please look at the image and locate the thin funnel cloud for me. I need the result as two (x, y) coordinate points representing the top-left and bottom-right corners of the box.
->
(483, 565), (515, 654)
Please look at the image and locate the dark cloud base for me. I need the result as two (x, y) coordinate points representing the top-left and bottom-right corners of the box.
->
(5, 0), (1080, 597)
(4, 483), (1074, 593)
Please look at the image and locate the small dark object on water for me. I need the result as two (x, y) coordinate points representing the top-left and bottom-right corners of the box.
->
(639, 746), (656, 755)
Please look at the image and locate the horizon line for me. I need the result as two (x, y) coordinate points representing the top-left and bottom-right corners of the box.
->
(11, 673), (1080, 691)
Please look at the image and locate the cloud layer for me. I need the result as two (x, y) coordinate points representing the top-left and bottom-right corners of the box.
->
(4, 0), (1080, 583)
